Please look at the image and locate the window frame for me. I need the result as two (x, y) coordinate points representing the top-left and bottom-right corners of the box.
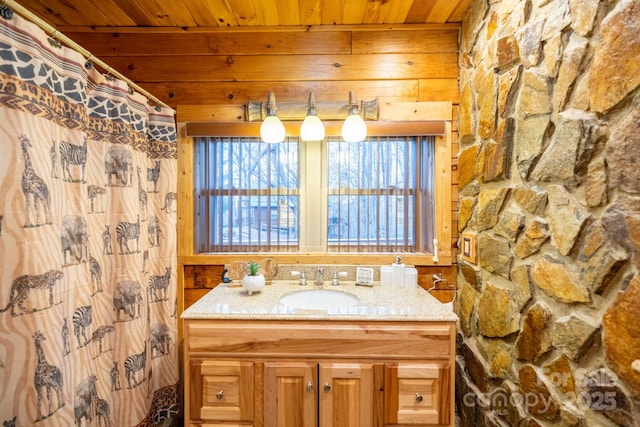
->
(177, 104), (453, 267)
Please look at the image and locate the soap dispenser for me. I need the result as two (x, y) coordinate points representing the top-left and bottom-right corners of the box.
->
(392, 256), (406, 288)
(221, 268), (231, 283)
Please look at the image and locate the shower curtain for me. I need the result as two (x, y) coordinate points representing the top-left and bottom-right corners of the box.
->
(0, 12), (179, 426)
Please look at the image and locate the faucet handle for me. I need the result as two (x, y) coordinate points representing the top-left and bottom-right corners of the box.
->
(291, 270), (307, 285)
(331, 271), (348, 286)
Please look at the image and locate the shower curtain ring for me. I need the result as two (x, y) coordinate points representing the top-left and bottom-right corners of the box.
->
(0, 0), (14, 19)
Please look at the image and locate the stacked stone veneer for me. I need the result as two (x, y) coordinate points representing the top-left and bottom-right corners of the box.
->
(456, 0), (640, 425)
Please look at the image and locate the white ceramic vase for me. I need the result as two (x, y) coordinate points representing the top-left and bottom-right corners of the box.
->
(242, 274), (265, 295)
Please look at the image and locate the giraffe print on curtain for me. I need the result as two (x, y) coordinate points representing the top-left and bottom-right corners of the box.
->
(0, 12), (179, 426)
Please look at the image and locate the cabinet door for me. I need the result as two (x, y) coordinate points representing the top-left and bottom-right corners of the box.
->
(384, 363), (451, 426)
(264, 361), (318, 427)
(319, 363), (374, 427)
(192, 360), (254, 423)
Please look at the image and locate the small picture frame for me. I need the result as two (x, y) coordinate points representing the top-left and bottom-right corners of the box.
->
(461, 231), (477, 263)
(356, 267), (374, 286)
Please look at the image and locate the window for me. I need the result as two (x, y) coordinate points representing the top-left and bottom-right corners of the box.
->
(326, 136), (434, 252)
(194, 135), (435, 254)
(194, 137), (300, 252)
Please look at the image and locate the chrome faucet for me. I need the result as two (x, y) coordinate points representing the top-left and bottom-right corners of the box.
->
(314, 267), (325, 285)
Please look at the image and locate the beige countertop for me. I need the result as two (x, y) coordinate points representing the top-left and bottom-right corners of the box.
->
(181, 280), (458, 322)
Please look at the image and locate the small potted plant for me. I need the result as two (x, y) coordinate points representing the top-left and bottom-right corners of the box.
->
(242, 261), (265, 295)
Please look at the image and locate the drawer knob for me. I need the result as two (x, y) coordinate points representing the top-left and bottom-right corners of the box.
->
(306, 381), (314, 392)
(415, 393), (423, 403)
(216, 390), (224, 400)
(323, 383), (331, 392)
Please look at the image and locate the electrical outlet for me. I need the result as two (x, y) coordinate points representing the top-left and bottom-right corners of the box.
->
(461, 231), (477, 264)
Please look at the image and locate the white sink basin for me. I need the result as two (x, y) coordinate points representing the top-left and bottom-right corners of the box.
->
(280, 289), (359, 310)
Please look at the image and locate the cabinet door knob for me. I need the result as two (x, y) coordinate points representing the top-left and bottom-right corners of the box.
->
(216, 390), (224, 400)
(415, 393), (423, 403)
(306, 381), (314, 392)
(323, 383), (331, 392)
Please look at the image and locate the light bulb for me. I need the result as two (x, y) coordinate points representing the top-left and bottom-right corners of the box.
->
(260, 115), (285, 143)
(300, 114), (325, 141)
(260, 92), (285, 143)
(341, 113), (367, 142)
(300, 91), (325, 141)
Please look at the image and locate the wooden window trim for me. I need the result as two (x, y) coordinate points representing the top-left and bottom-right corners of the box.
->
(185, 121), (446, 138)
(177, 102), (452, 267)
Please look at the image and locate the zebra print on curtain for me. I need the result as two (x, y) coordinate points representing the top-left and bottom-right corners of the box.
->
(0, 12), (179, 426)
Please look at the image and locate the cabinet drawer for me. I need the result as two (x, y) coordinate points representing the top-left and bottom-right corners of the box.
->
(385, 363), (451, 425)
(190, 360), (254, 423)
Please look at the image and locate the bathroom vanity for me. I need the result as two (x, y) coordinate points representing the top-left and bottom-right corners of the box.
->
(182, 281), (457, 427)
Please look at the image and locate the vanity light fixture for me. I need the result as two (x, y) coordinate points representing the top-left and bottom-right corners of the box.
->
(247, 92), (378, 142)
(341, 91), (367, 142)
(260, 91), (286, 143)
(300, 91), (325, 141)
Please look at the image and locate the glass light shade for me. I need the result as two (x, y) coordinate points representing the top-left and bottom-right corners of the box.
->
(260, 115), (285, 143)
(300, 114), (325, 141)
(341, 113), (367, 142)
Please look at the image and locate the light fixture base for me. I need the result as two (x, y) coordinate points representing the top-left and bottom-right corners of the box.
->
(246, 98), (379, 122)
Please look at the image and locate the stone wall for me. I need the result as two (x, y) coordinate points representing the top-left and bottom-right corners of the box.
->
(456, 0), (640, 425)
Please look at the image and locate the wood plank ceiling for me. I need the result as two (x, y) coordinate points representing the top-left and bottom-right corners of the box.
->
(16, 0), (472, 28)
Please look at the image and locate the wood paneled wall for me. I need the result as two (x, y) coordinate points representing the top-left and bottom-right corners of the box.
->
(64, 25), (461, 308)
(64, 25), (460, 107)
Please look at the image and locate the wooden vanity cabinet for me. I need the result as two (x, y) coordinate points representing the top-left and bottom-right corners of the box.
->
(183, 319), (455, 427)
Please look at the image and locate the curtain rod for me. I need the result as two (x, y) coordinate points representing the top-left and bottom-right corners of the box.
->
(2, 0), (171, 110)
